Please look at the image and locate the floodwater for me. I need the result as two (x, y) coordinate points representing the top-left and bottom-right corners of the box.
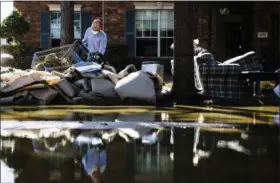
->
(0, 105), (279, 183)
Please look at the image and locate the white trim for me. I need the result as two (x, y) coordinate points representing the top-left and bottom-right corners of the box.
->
(134, 2), (173, 10)
(157, 11), (161, 57)
(47, 4), (82, 12)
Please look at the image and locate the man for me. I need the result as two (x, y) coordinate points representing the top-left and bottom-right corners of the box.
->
(82, 147), (106, 183)
(82, 19), (107, 57)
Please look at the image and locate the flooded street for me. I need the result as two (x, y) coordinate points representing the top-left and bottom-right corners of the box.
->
(0, 105), (279, 183)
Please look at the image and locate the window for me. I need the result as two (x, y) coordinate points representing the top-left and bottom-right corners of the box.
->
(50, 12), (82, 46)
(136, 10), (174, 57)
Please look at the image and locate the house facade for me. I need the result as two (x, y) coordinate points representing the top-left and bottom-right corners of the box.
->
(14, 1), (280, 70)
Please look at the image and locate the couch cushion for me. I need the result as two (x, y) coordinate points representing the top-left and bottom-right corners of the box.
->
(196, 53), (216, 65)
(200, 63), (241, 75)
(201, 75), (246, 99)
(222, 51), (263, 71)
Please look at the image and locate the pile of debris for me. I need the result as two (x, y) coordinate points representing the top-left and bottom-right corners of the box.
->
(0, 62), (168, 105)
(1, 40), (171, 105)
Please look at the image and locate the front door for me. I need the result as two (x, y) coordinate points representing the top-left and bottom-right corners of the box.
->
(215, 2), (253, 61)
(222, 21), (243, 59)
(269, 13), (280, 70)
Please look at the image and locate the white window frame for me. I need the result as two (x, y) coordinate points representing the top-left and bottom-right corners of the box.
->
(48, 4), (82, 41)
(135, 10), (174, 58)
(134, 3), (174, 58)
(50, 11), (82, 40)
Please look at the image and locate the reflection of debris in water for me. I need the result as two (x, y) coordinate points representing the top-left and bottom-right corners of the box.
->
(217, 140), (251, 155)
(1, 120), (236, 131)
(1, 160), (15, 183)
(275, 112), (279, 126)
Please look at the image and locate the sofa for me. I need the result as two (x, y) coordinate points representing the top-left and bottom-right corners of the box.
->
(194, 51), (264, 100)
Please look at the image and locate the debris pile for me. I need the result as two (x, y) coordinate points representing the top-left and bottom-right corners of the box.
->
(1, 52), (167, 105)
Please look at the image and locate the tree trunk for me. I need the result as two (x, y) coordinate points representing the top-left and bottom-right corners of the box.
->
(173, 128), (195, 183)
(172, 2), (198, 104)
(60, 1), (74, 46)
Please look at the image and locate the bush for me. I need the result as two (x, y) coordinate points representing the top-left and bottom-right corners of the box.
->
(0, 9), (30, 43)
(104, 43), (172, 73)
(105, 43), (143, 71)
(105, 43), (128, 71)
(1, 43), (39, 69)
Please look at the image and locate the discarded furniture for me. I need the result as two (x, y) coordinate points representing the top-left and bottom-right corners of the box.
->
(240, 71), (280, 105)
(194, 51), (264, 100)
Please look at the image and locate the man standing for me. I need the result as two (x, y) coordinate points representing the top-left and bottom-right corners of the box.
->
(82, 19), (107, 57)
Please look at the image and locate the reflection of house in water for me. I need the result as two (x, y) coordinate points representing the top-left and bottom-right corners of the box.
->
(0, 127), (174, 183)
(0, 123), (279, 183)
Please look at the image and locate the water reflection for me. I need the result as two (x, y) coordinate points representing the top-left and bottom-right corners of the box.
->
(0, 124), (279, 183)
(1, 105), (278, 124)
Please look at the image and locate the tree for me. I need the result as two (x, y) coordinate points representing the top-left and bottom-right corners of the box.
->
(0, 9), (30, 43)
(60, 1), (74, 45)
(171, 2), (198, 104)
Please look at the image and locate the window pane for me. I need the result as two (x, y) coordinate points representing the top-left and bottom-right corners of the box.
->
(144, 30), (150, 37)
(168, 11), (174, 20)
(136, 38), (157, 57)
(51, 29), (60, 39)
(51, 39), (61, 47)
(136, 11), (143, 20)
(151, 30), (157, 37)
(160, 38), (173, 57)
(51, 13), (57, 23)
(160, 30), (167, 37)
(143, 10), (152, 20)
(143, 20), (150, 29)
(151, 11), (158, 20)
(167, 30), (173, 37)
(136, 20), (143, 37)
(161, 20), (167, 29)
(137, 30), (143, 37)
(74, 21), (81, 39)
(160, 19), (167, 37)
(151, 20), (158, 37)
(74, 12), (80, 21)
(136, 20), (143, 29)
(151, 20), (157, 29)
(161, 10), (168, 20)
(167, 22), (174, 30)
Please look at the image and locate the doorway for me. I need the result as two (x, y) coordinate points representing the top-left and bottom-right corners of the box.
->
(215, 2), (253, 61)
(269, 13), (280, 70)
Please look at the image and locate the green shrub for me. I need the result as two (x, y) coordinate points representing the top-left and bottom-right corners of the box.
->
(1, 43), (39, 69)
(104, 43), (172, 73)
(105, 43), (143, 71)
(0, 9), (30, 43)
(105, 43), (127, 71)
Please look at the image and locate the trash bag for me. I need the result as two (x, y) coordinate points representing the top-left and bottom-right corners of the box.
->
(91, 78), (118, 98)
(87, 52), (104, 65)
(0, 53), (14, 67)
(118, 64), (137, 77)
(115, 71), (156, 103)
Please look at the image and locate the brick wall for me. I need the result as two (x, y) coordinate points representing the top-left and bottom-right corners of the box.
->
(14, 1), (279, 62)
(253, 2), (280, 51)
(197, 3), (212, 50)
(104, 2), (134, 43)
(14, 1), (49, 47)
(14, 1), (134, 47)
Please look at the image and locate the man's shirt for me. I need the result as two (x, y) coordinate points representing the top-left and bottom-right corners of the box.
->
(82, 28), (107, 55)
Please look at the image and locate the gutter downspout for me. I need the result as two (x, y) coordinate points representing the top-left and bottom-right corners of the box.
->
(102, 1), (105, 30)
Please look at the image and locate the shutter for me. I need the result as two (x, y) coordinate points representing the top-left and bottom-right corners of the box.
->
(125, 10), (135, 57)
(81, 12), (91, 38)
(40, 11), (50, 48)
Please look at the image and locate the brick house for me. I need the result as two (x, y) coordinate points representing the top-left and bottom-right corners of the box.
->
(14, 1), (280, 70)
